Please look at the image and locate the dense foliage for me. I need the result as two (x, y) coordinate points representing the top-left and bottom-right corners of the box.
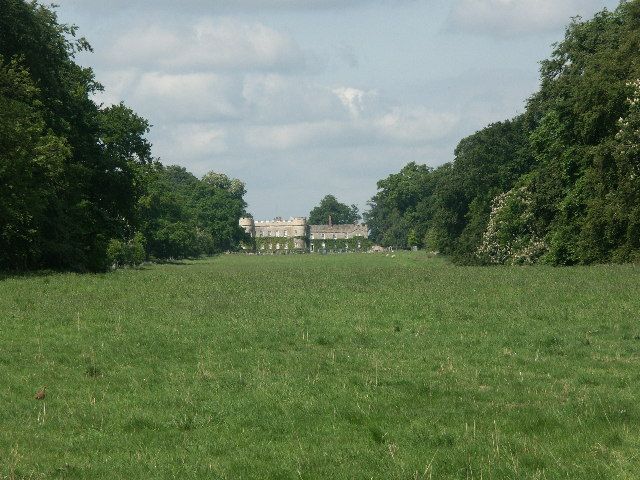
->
(0, 1), (247, 271)
(366, 0), (640, 265)
(308, 195), (361, 225)
(138, 166), (247, 260)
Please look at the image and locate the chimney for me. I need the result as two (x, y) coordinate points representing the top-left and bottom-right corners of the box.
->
(328, 215), (332, 227)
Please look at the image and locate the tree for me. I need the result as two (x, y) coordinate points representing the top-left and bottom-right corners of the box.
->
(193, 172), (247, 252)
(433, 117), (535, 261)
(522, 1), (640, 264)
(308, 195), (361, 225)
(137, 166), (247, 259)
(407, 229), (418, 248)
(0, 1), (152, 271)
(364, 162), (441, 248)
(0, 56), (69, 270)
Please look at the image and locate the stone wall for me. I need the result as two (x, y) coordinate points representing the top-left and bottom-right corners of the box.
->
(255, 237), (307, 252)
(309, 224), (369, 240)
(253, 217), (307, 239)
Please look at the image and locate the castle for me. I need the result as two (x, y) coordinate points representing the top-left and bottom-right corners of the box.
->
(239, 216), (369, 252)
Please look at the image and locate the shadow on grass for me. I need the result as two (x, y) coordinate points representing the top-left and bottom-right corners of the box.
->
(0, 269), (60, 282)
(149, 254), (222, 265)
(150, 259), (190, 265)
(0, 255), (218, 281)
(0, 265), (149, 282)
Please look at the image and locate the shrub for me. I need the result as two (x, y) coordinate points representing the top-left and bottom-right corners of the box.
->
(107, 233), (146, 268)
(106, 239), (125, 267)
(476, 185), (548, 265)
(129, 232), (146, 265)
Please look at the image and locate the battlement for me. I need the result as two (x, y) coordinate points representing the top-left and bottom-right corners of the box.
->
(254, 217), (307, 226)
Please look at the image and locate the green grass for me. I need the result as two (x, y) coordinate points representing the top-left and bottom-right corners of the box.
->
(1, 253), (639, 479)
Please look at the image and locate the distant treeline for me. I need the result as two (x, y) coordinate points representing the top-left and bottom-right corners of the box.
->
(366, 1), (640, 265)
(0, 1), (247, 271)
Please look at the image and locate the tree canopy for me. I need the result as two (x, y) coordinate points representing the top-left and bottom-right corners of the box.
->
(308, 195), (361, 225)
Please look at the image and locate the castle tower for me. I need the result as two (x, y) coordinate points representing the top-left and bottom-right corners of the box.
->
(290, 217), (308, 237)
(239, 217), (255, 237)
(290, 217), (308, 249)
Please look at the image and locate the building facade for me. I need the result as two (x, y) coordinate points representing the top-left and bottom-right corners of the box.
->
(309, 224), (369, 240)
(239, 216), (369, 252)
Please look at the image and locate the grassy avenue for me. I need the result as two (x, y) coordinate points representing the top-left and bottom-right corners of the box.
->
(1, 253), (639, 478)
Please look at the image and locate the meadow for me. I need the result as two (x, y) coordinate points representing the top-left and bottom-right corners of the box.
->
(1, 253), (639, 479)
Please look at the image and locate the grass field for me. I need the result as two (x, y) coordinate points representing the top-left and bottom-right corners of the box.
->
(1, 253), (639, 479)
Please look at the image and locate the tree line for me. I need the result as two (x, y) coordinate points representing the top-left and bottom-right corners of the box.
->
(365, 0), (640, 265)
(0, 1), (247, 271)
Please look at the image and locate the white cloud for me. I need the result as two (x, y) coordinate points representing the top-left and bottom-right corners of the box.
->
(106, 19), (306, 72)
(113, 68), (460, 154)
(244, 121), (350, 150)
(243, 103), (459, 151)
(135, 72), (240, 119)
(333, 87), (376, 118)
(154, 124), (229, 161)
(92, 69), (139, 107)
(374, 107), (459, 143)
(99, 71), (242, 123)
(450, 0), (607, 36)
(242, 74), (347, 123)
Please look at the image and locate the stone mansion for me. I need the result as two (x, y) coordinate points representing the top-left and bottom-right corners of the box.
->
(239, 216), (369, 252)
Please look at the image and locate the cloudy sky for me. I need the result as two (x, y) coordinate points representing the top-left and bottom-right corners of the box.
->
(54, 0), (619, 220)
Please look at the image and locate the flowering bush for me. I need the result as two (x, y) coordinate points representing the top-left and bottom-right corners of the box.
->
(476, 185), (547, 265)
(615, 79), (640, 179)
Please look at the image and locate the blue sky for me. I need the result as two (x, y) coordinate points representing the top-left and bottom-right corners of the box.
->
(54, 0), (620, 220)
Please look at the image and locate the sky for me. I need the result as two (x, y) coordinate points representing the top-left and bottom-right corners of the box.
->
(54, 0), (620, 220)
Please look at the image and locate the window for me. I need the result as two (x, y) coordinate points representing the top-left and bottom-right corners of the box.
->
(310, 233), (314, 240)
(333, 234), (337, 240)
(322, 233), (325, 239)
(284, 230), (288, 237)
